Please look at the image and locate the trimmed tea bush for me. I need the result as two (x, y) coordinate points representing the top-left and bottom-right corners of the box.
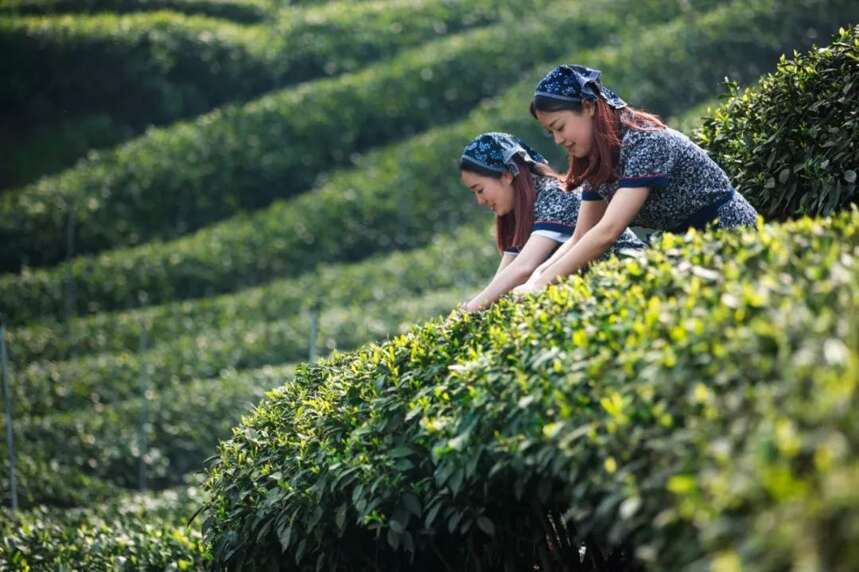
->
(0, 0), (540, 189)
(0, 498), (211, 570)
(0, 0), (272, 22)
(0, 0), (623, 272)
(0, 455), (122, 510)
(6, 225), (497, 364)
(201, 209), (859, 570)
(2, 288), (484, 504)
(0, 12), (270, 131)
(697, 24), (859, 220)
(8, 286), (470, 417)
(1, 0), (853, 324)
(2, 365), (293, 500)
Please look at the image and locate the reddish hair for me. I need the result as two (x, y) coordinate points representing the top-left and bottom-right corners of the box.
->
(530, 97), (665, 191)
(462, 157), (560, 254)
(495, 158), (537, 253)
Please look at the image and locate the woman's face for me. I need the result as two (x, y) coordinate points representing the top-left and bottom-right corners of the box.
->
(535, 102), (595, 158)
(460, 169), (515, 216)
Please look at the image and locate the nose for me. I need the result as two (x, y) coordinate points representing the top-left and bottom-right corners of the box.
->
(552, 131), (565, 146)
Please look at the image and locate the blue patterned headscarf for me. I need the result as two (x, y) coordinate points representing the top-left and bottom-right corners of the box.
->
(460, 132), (548, 177)
(534, 64), (627, 109)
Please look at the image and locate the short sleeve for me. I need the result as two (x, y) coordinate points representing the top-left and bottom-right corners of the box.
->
(618, 130), (674, 190)
(580, 181), (606, 202)
(531, 228), (570, 243)
(531, 175), (579, 234)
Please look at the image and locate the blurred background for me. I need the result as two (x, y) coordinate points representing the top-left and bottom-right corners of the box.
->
(0, 0), (856, 566)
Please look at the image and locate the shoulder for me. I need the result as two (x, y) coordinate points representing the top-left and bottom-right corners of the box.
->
(619, 126), (684, 178)
(532, 173), (567, 194)
(620, 125), (680, 153)
(533, 174), (580, 204)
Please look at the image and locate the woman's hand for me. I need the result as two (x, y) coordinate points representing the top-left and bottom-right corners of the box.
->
(512, 277), (547, 296)
(460, 299), (484, 313)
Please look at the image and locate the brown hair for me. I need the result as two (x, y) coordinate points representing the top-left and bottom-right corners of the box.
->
(529, 96), (665, 191)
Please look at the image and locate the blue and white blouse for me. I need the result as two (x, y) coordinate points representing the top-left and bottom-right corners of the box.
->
(581, 125), (758, 231)
(504, 173), (645, 256)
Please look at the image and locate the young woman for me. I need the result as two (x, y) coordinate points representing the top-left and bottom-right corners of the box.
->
(459, 132), (644, 312)
(514, 65), (759, 294)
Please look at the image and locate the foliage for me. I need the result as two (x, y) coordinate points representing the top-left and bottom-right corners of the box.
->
(0, 0), (543, 188)
(0, 0), (621, 272)
(7, 287), (467, 418)
(6, 225), (497, 364)
(0, 485), (211, 571)
(201, 209), (859, 570)
(2, 0), (852, 323)
(697, 25), (859, 219)
(1, 366), (291, 504)
(0, 0), (272, 22)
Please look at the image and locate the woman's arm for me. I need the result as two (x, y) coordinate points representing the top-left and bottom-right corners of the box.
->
(464, 235), (559, 311)
(517, 187), (650, 291)
(493, 252), (516, 277)
(530, 199), (608, 278)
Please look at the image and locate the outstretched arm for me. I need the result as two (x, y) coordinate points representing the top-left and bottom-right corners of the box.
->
(464, 235), (559, 311)
(530, 199), (608, 278)
(517, 187), (649, 291)
(493, 252), (515, 278)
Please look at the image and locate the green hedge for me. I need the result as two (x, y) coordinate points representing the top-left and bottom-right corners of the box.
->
(7, 225), (496, 364)
(2, 0), (852, 325)
(8, 286), (470, 418)
(0, 111), (134, 193)
(0, 0), (623, 273)
(2, 365), (292, 500)
(0, 454), (122, 510)
(0, 0), (536, 189)
(697, 24), (859, 220)
(200, 208), (859, 570)
(0, 11), (268, 126)
(2, 288), (479, 503)
(0, 488), (211, 570)
(0, 0), (272, 22)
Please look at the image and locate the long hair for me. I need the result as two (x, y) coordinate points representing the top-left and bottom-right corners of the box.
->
(461, 156), (556, 254)
(529, 96), (665, 191)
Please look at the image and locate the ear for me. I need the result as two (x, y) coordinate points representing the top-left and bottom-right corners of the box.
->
(585, 100), (596, 117)
(500, 171), (514, 185)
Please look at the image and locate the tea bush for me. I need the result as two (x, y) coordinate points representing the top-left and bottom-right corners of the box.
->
(0, 0), (540, 139)
(697, 24), (859, 220)
(0, 0), (623, 272)
(0, 0), (272, 22)
(2, 365), (293, 503)
(6, 225), (496, 364)
(0, 455), (122, 510)
(0, 491), (211, 571)
(9, 287), (466, 418)
(0, 0), (546, 189)
(201, 209), (859, 570)
(3, 0), (850, 324)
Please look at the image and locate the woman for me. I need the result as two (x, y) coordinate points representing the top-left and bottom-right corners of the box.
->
(459, 131), (644, 312)
(515, 65), (758, 294)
